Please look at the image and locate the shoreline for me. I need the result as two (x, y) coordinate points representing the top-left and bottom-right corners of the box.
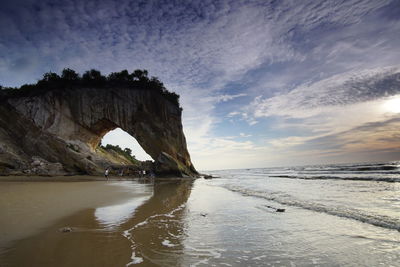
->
(0, 175), (197, 182)
(1, 174), (399, 266)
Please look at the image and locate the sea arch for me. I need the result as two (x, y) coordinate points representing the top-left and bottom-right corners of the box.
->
(4, 87), (197, 176)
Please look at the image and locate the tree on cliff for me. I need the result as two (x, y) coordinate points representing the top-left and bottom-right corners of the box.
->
(61, 68), (80, 81)
(36, 72), (63, 91)
(107, 70), (130, 83)
(2, 68), (180, 107)
(82, 69), (107, 86)
(42, 72), (61, 82)
(132, 69), (149, 81)
(101, 144), (137, 163)
(124, 147), (132, 156)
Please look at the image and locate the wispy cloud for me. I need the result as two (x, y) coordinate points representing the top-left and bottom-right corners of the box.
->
(241, 66), (400, 121)
(1, 0), (399, 169)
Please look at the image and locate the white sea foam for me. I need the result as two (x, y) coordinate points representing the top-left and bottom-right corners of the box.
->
(224, 185), (400, 232)
(126, 248), (143, 266)
(162, 239), (177, 247)
(253, 255), (267, 260)
(122, 203), (187, 266)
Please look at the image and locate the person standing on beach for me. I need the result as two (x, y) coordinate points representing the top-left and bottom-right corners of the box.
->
(104, 168), (110, 180)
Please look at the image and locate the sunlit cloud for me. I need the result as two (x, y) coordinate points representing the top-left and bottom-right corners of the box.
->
(241, 67), (400, 120)
(1, 0), (400, 169)
(381, 95), (400, 114)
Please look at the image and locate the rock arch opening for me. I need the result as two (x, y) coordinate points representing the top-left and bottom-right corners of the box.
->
(101, 128), (152, 162)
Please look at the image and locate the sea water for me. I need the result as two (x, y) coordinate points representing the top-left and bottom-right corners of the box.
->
(120, 161), (400, 266)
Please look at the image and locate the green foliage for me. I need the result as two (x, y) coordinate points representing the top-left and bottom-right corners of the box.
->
(102, 144), (138, 164)
(82, 69), (107, 86)
(61, 68), (79, 81)
(1, 68), (180, 107)
(123, 147), (132, 156)
(37, 72), (62, 90)
(108, 69), (130, 83)
(42, 72), (60, 82)
(132, 69), (148, 81)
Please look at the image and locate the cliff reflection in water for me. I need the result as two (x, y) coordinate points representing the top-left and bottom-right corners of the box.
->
(119, 179), (193, 266)
(0, 180), (193, 267)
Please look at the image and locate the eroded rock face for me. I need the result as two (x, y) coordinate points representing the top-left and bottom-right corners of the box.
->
(0, 87), (197, 177)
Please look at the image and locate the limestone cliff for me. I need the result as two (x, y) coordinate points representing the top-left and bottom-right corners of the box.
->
(0, 87), (197, 177)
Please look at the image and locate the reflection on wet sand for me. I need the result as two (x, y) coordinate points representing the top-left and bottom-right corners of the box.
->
(0, 179), (193, 267)
(122, 180), (193, 266)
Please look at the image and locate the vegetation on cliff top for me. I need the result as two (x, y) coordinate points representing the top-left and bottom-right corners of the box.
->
(0, 68), (180, 107)
(99, 143), (140, 165)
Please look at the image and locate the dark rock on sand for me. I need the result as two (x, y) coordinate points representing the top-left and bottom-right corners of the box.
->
(265, 205), (286, 213)
(203, 174), (220, 179)
(59, 227), (73, 233)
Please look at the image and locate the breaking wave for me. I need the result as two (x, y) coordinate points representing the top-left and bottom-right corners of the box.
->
(269, 175), (400, 183)
(223, 185), (400, 232)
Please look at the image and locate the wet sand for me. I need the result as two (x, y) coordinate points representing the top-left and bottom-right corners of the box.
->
(2, 176), (398, 266)
(0, 177), (192, 267)
(0, 177), (153, 250)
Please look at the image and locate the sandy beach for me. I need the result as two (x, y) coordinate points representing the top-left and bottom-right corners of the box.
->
(0, 177), (193, 267)
(1, 171), (399, 267)
(0, 177), (153, 250)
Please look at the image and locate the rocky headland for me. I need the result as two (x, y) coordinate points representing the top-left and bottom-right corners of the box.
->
(0, 69), (197, 177)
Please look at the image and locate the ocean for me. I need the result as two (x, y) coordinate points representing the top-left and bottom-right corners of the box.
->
(195, 161), (400, 266)
(122, 161), (400, 266)
(1, 161), (399, 267)
(210, 161), (400, 231)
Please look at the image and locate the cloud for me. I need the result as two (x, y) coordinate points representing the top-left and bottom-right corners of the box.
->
(1, 0), (399, 169)
(214, 93), (247, 103)
(2, 0), (393, 88)
(188, 136), (261, 170)
(239, 133), (252, 138)
(258, 93), (400, 148)
(252, 115), (400, 166)
(241, 66), (400, 121)
(296, 116), (400, 159)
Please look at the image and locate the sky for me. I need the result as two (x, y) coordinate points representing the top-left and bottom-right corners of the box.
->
(1, 0), (400, 170)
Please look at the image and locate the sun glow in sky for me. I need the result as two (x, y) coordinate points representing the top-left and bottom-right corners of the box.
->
(382, 96), (400, 114)
(1, 0), (400, 170)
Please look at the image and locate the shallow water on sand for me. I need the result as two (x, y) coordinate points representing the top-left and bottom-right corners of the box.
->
(1, 169), (399, 266)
